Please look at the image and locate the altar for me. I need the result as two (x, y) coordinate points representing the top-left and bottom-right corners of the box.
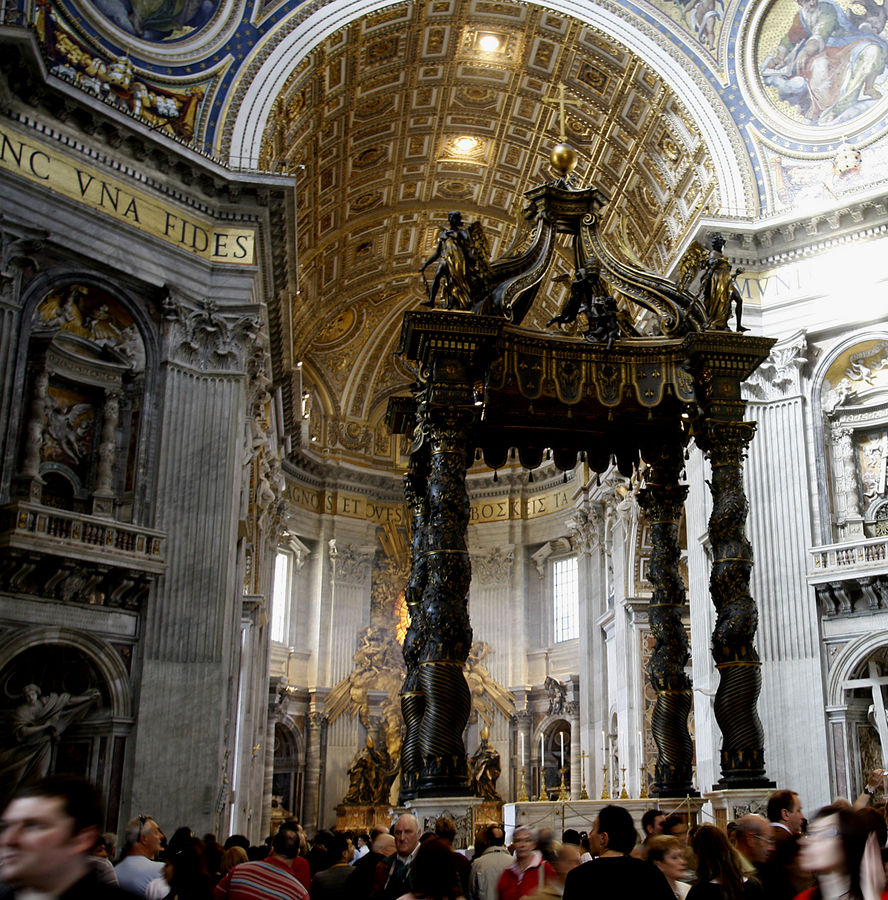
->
(503, 788), (771, 841)
(503, 797), (705, 841)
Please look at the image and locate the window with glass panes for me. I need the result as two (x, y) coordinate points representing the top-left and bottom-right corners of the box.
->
(553, 556), (579, 642)
(271, 550), (291, 643)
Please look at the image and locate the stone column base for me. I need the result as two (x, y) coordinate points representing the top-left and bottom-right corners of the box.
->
(704, 788), (773, 829)
(405, 796), (485, 849)
(503, 796), (708, 840)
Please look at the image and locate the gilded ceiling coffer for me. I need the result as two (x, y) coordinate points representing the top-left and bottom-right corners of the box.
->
(388, 151), (777, 797)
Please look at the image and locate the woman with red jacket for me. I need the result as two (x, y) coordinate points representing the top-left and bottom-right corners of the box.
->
(496, 827), (556, 900)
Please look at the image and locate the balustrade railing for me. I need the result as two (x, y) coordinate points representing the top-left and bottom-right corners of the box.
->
(1, 502), (165, 572)
(809, 536), (888, 580)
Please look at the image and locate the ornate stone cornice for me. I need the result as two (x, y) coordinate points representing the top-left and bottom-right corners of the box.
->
(163, 293), (260, 373)
(742, 331), (807, 402)
(471, 545), (514, 586)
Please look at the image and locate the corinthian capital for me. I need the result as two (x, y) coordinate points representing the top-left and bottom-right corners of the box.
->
(742, 330), (807, 402)
(566, 499), (604, 556)
(471, 545), (515, 586)
(163, 291), (261, 373)
(328, 540), (374, 584)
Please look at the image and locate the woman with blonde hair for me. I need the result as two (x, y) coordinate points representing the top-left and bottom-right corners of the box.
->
(647, 835), (691, 899)
(219, 845), (247, 876)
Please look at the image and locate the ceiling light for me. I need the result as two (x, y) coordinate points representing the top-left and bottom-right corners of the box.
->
(479, 34), (500, 52)
(454, 136), (479, 154)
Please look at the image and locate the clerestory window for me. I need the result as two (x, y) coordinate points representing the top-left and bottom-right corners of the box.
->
(553, 555), (579, 643)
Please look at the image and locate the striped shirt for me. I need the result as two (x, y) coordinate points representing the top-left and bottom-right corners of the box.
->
(213, 857), (310, 900)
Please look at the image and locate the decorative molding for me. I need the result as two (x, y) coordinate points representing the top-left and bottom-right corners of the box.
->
(742, 330), (807, 402)
(530, 537), (571, 576)
(471, 545), (514, 586)
(163, 293), (260, 373)
(281, 531), (310, 570)
(566, 499), (604, 556)
(328, 539), (373, 583)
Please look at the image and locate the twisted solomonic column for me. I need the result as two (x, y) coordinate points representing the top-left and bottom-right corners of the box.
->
(698, 421), (770, 787)
(399, 450), (429, 802)
(415, 411), (474, 795)
(637, 446), (695, 796)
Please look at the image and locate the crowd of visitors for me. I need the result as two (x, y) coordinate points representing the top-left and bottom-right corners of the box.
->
(3, 773), (888, 899)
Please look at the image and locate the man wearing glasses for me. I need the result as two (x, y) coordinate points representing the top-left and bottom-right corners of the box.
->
(115, 815), (166, 896)
(732, 814), (775, 880)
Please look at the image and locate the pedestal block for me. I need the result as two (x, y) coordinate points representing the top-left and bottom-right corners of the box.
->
(405, 796), (485, 849)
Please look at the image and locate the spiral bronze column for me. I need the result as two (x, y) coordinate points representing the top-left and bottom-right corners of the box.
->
(415, 409), (474, 796)
(399, 449), (429, 802)
(637, 444), (696, 796)
(697, 420), (770, 787)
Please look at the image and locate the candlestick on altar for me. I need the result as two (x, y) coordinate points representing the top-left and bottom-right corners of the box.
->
(537, 765), (548, 802)
(558, 765), (569, 801)
(639, 765), (649, 799)
(520, 733), (525, 767)
(518, 766), (529, 801)
(619, 765), (629, 799)
(579, 751), (589, 800)
(600, 764), (610, 800)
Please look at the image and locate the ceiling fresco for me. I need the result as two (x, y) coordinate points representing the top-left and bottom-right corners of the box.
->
(20, 0), (888, 471)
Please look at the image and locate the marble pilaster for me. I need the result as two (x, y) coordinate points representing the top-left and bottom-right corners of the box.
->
(130, 295), (260, 835)
(302, 706), (328, 833)
(743, 333), (830, 810)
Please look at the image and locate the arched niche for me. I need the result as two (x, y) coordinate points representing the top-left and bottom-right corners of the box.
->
(271, 718), (304, 828)
(0, 627), (133, 824)
(812, 333), (888, 543)
(4, 270), (161, 525)
(826, 631), (888, 800)
(536, 716), (572, 799)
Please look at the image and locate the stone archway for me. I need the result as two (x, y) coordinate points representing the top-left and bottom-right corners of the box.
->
(271, 719), (304, 829)
(0, 631), (131, 826)
(827, 632), (888, 801)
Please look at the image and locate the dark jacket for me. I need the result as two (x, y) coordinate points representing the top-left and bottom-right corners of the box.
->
(0, 868), (139, 899)
(563, 855), (674, 900)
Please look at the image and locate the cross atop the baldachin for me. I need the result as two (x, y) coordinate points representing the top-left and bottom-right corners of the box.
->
(541, 83), (583, 143)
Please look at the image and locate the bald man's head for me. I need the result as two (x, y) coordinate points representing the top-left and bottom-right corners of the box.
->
(734, 814), (773, 866)
(372, 833), (396, 857)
